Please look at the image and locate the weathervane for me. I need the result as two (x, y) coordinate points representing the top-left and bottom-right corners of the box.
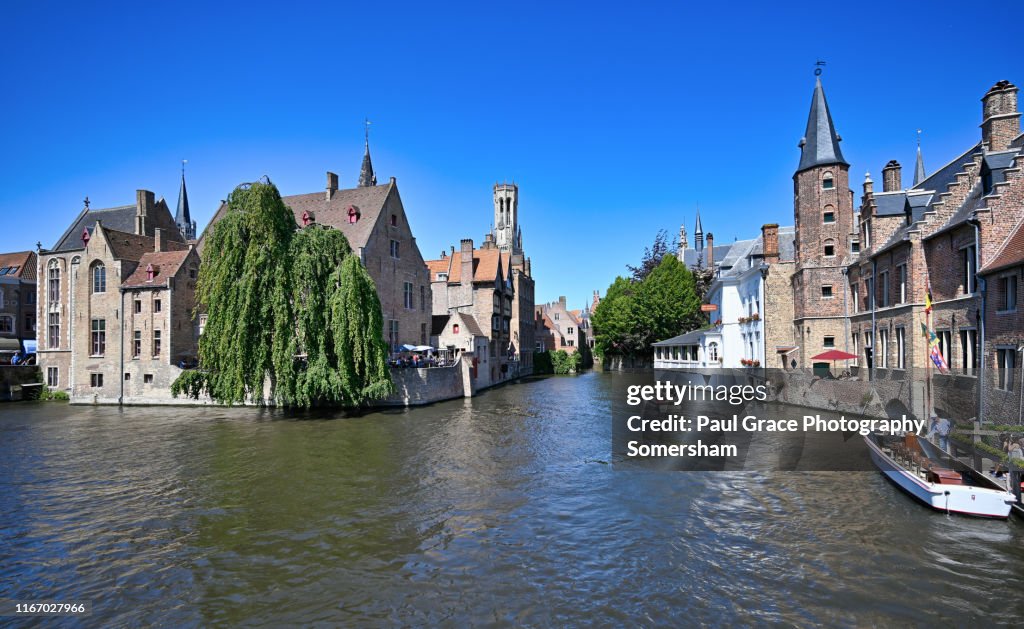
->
(917, 129), (922, 148)
(182, 158), (188, 174)
(815, 60), (826, 76)
(83, 196), (90, 209)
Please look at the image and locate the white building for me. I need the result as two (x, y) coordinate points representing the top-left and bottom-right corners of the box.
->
(653, 226), (794, 369)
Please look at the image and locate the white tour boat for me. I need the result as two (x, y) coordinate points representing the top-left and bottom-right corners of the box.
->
(864, 432), (1014, 519)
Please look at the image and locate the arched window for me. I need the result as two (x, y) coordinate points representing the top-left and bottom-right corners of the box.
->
(823, 205), (836, 223)
(822, 172), (834, 190)
(91, 263), (106, 293)
(47, 260), (61, 303)
(823, 239), (835, 257)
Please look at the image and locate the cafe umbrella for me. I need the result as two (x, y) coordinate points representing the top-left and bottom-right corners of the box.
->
(810, 349), (858, 371)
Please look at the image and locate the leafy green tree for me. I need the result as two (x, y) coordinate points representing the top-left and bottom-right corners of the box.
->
(635, 255), (702, 349)
(171, 179), (393, 407)
(591, 276), (639, 359)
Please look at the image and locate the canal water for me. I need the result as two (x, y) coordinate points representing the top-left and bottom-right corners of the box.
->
(1, 371), (1022, 626)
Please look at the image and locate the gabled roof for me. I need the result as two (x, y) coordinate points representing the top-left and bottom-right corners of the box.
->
(52, 205), (137, 252)
(427, 247), (506, 284)
(679, 244), (732, 269)
(796, 77), (848, 174)
(982, 214), (1024, 275)
(0, 251), (35, 281)
(122, 249), (193, 288)
(453, 312), (485, 337)
(430, 315), (450, 336)
(911, 142), (981, 193)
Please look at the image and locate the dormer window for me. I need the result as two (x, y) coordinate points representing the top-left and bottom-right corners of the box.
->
(347, 206), (360, 224)
(81, 228), (91, 246)
(437, 272), (448, 281)
(822, 172), (834, 189)
(146, 264), (155, 282)
(302, 210), (315, 226)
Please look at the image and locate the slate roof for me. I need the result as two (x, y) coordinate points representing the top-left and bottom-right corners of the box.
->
(872, 191), (910, 217)
(454, 312), (485, 337)
(796, 77), (848, 173)
(652, 330), (707, 346)
(0, 251), (35, 281)
(679, 244), (732, 269)
(52, 205), (137, 252)
(430, 315), (450, 336)
(911, 142), (980, 194)
(122, 250), (193, 288)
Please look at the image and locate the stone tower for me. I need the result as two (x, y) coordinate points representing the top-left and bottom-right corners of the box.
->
(791, 76), (853, 367)
(494, 183), (521, 254)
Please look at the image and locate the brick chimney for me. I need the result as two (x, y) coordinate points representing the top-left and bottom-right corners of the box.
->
(136, 189), (156, 235)
(460, 239), (474, 286)
(881, 160), (902, 192)
(482, 233), (496, 249)
(706, 233), (715, 268)
(326, 172), (339, 200)
(982, 80), (1020, 152)
(154, 228), (163, 252)
(762, 224), (779, 261)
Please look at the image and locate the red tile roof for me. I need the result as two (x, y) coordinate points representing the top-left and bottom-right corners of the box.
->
(122, 250), (194, 288)
(983, 215), (1024, 274)
(0, 251), (36, 281)
(425, 248), (505, 284)
(426, 257), (452, 281)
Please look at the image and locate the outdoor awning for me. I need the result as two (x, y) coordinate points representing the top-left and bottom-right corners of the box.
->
(776, 345), (799, 354)
(0, 338), (21, 352)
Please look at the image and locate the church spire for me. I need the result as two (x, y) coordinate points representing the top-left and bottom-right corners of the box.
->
(175, 160), (195, 240)
(796, 76), (848, 174)
(358, 118), (377, 187)
(913, 130), (926, 187)
(694, 206), (704, 252)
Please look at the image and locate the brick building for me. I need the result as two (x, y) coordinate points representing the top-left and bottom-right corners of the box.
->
(37, 190), (194, 399)
(427, 237), (518, 385)
(536, 296), (584, 353)
(981, 216), (1024, 422)
(199, 141), (433, 351)
(0, 251), (37, 357)
(425, 183), (535, 377)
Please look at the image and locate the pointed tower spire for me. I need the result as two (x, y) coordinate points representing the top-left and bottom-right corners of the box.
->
(694, 206), (704, 252)
(176, 160), (195, 240)
(913, 130), (926, 187)
(796, 76), (848, 174)
(358, 118), (376, 187)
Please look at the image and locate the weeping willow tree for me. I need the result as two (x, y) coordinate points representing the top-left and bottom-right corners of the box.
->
(171, 179), (394, 407)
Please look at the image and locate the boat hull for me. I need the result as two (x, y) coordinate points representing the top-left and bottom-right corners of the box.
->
(864, 435), (1013, 519)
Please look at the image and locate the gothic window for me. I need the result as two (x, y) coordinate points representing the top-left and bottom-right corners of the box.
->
(48, 260), (60, 303)
(91, 262), (106, 293)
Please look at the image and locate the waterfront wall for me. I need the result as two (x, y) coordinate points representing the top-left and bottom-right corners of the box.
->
(380, 360), (466, 406)
(0, 366), (41, 401)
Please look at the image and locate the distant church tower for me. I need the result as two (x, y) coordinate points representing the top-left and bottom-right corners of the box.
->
(494, 182), (522, 255)
(175, 161), (196, 240)
(791, 74), (853, 366)
(358, 119), (377, 188)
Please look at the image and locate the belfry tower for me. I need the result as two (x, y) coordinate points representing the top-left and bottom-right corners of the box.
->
(494, 182), (522, 255)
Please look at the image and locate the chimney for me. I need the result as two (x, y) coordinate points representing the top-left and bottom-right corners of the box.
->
(460, 239), (474, 286)
(326, 172), (339, 200)
(483, 233), (495, 249)
(863, 171), (874, 197)
(706, 233), (715, 268)
(881, 160), (902, 192)
(136, 189), (155, 235)
(762, 224), (779, 261)
(154, 228), (163, 252)
(981, 80), (1020, 152)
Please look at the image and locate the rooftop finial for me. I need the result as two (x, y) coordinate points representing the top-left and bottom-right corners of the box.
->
(182, 158), (187, 175)
(913, 129), (926, 187)
(83, 196), (90, 209)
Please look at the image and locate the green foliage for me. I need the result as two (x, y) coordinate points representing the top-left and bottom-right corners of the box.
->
(533, 350), (582, 375)
(172, 179), (393, 407)
(593, 254), (702, 361)
(550, 350), (582, 374)
(39, 387), (69, 401)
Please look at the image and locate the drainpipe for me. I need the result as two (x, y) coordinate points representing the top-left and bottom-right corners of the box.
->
(968, 217), (984, 424)
(119, 288), (125, 405)
(870, 258), (877, 380)
(842, 266), (850, 366)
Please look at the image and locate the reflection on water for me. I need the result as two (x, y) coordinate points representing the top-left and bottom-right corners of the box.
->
(0, 372), (1022, 625)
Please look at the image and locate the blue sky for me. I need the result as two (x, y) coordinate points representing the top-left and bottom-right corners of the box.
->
(2, 1), (1022, 308)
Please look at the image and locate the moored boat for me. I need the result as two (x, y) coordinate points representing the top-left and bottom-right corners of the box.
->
(864, 432), (1014, 519)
